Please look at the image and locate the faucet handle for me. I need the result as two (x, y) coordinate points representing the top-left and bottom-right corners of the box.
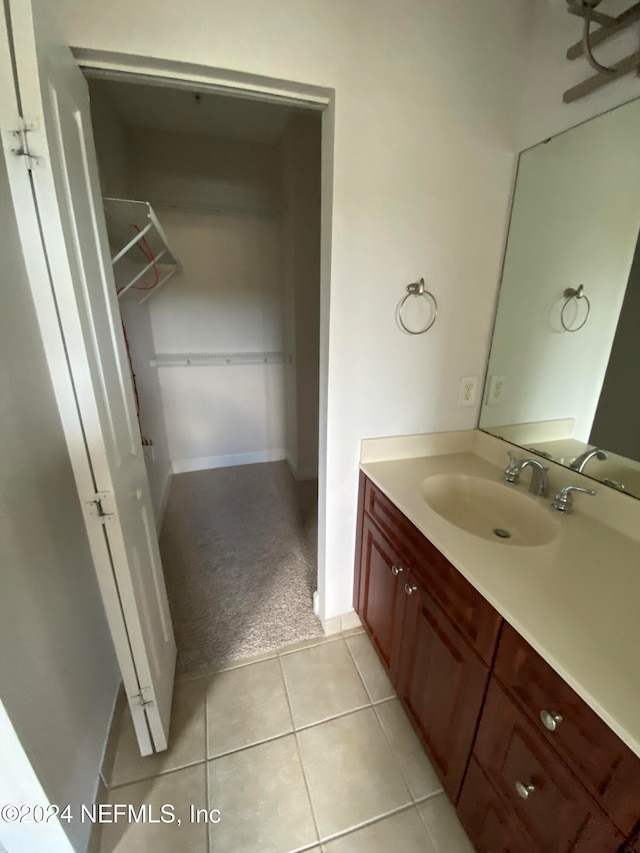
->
(504, 450), (520, 482)
(551, 484), (596, 514)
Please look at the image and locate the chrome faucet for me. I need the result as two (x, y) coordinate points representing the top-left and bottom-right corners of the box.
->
(551, 484), (596, 514)
(569, 447), (608, 473)
(504, 451), (549, 497)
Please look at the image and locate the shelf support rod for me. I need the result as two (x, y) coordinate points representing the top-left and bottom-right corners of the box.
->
(117, 249), (167, 299)
(566, 2), (640, 59)
(111, 219), (154, 264)
(138, 265), (179, 305)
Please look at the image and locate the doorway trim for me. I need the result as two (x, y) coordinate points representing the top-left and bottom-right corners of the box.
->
(73, 47), (335, 623)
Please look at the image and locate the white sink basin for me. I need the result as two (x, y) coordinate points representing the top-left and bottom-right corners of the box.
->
(421, 474), (557, 547)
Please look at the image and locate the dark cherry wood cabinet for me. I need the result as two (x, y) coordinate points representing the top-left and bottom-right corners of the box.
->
(473, 679), (623, 852)
(356, 513), (407, 681)
(396, 571), (491, 800)
(353, 472), (640, 853)
(494, 623), (640, 838)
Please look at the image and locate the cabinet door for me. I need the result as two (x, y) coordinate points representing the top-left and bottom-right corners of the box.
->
(397, 573), (490, 801)
(357, 514), (407, 680)
(458, 758), (536, 853)
(474, 679), (624, 853)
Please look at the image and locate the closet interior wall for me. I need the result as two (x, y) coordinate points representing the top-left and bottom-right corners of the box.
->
(87, 79), (322, 524)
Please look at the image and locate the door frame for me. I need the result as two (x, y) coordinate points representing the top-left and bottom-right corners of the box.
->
(73, 47), (335, 622)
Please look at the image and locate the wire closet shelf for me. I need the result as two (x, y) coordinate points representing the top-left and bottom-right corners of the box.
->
(103, 198), (182, 303)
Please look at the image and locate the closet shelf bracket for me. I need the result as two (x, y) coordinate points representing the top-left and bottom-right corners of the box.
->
(103, 198), (182, 303)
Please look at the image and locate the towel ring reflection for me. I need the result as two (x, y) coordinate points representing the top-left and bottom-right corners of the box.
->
(397, 278), (438, 335)
(560, 285), (591, 333)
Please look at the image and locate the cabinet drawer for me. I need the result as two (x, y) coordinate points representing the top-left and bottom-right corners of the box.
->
(495, 623), (640, 836)
(475, 678), (623, 852)
(363, 477), (501, 664)
(458, 757), (536, 853)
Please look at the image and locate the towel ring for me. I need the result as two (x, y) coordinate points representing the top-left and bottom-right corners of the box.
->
(398, 278), (438, 335)
(560, 285), (590, 333)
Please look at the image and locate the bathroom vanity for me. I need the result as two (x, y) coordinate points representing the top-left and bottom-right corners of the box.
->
(353, 433), (640, 853)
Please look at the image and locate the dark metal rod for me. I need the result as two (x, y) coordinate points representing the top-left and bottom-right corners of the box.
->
(567, 2), (640, 60)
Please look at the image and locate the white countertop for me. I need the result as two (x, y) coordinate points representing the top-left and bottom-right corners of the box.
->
(360, 432), (640, 758)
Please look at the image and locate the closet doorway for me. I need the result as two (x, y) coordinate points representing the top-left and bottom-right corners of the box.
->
(86, 75), (324, 673)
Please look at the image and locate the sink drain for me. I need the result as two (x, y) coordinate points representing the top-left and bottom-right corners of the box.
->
(493, 528), (512, 539)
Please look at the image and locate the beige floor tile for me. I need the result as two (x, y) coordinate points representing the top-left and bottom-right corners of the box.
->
(297, 707), (411, 840)
(177, 648), (278, 682)
(109, 678), (206, 787)
(207, 734), (318, 853)
(206, 657), (292, 758)
(374, 699), (443, 800)
(99, 764), (207, 852)
(340, 611), (362, 631)
(418, 793), (475, 853)
(277, 633), (341, 657)
(345, 633), (395, 703)
(323, 807), (438, 852)
(280, 639), (370, 728)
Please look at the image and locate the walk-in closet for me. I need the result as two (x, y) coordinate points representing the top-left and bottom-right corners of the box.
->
(86, 76), (323, 672)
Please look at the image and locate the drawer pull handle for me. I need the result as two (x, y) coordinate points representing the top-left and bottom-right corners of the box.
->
(515, 780), (536, 800)
(391, 564), (404, 576)
(404, 583), (417, 596)
(540, 710), (563, 732)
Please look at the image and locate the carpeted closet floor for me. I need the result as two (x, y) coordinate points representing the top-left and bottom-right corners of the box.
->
(159, 461), (323, 674)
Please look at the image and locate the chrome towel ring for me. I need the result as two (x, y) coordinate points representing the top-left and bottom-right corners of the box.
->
(397, 278), (438, 335)
(560, 284), (591, 332)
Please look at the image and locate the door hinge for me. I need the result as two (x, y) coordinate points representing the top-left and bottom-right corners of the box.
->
(7, 118), (43, 171)
(131, 687), (155, 710)
(86, 491), (114, 525)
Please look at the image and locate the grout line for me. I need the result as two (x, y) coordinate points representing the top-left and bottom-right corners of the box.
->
(343, 631), (385, 705)
(293, 702), (372, 734)
(277, 654), (322, 849)
(108, 757), (209, 791)
(416, 796), (448, 853)
(318, 801), (417, 846)
(413, 789), (444, 805)
(277, 632), (343, 657)
(370, 699), (415, 805)
(204, 679), (210, 853)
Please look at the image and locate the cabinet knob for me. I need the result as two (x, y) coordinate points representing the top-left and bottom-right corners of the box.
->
(391, 564), (404, 576)
(404, 583), (417, 596)
(515, 780), (536, 800)
(540, 710), (563, 732)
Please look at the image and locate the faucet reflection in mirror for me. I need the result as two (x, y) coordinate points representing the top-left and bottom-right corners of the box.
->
(480, 96), (640, 500)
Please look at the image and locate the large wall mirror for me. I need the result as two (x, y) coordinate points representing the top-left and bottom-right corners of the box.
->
(480, 97), (640, 499)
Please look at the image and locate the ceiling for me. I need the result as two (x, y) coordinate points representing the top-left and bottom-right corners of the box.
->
(88, 77), (307, 145)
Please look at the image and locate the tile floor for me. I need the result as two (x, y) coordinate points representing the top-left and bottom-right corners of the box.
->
(96, 625), (475, 852)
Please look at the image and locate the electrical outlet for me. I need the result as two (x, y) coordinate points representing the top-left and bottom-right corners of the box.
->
(486, 374), (507, 405)
(458, 376), (478, 407)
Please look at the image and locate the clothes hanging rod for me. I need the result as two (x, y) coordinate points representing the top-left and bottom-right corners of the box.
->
(148, 197), (281, 218)
(151, 351), (285, 367)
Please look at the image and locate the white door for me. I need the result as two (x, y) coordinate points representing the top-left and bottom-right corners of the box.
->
(0, 0), (175, 754)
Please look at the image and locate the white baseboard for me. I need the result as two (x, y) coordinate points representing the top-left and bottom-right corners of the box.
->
(172, 449), (287, 475)
(285, 453), (318, 482)
(155, 465), (173, 531)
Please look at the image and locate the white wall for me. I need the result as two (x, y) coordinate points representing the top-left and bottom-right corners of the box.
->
(280, 113), (321, 479)
(125, 126), (287, 470)
(88, 77), (131, 197)
(517, 0), (640, 150)
(61, 0), (532, 619)
(481, 98), (640, 441)
(0, 149), (120, 853)
(128, 126), (280, 212)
